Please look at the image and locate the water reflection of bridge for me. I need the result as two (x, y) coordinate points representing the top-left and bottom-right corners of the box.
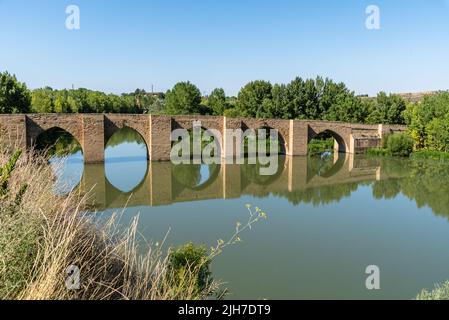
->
(80, 154), (388, 210)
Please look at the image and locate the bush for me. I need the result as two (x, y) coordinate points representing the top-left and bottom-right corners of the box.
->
(168, 243), (212, 295)
(386, 133), (414, 157)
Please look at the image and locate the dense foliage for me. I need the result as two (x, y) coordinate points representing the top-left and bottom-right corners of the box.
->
(164, 81), (203, 115)
(386, 133), (414, 157)
(404, 92), (449, 152)
(0, 71), (31, 114)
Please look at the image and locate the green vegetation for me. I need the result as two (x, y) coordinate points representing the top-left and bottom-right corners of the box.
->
(0, 147), (223, 299)
(366, 133), (413, 157)
(362, 91), (449, 159)
(386, 133), (414, 157)
(404, 92), (449, 152)
(366, 148), (390, 156)
(416, 281), (449, 300)
(165, 81), (203, 115)
(411, 150), (449, 160)
(366, 92), (407, 124)
(0, 71), (31, 113)
(205, 88), (231, 116)
(308, 138), (334, 155)
(168, 243), (212, 296)
(243, 128), (282, 156)
(35, 128), (82, 157)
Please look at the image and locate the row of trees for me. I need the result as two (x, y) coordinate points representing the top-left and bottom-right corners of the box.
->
(0, 71), (407, 123)
(0, 71), (407, 125)
(159, 77), (408, 125)
(0, 71), (165, 114)
(228, 78), (407, 124)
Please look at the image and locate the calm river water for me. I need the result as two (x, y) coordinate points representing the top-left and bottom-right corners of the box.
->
(50, 128), (449, 299)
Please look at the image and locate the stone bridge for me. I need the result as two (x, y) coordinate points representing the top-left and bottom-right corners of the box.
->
(0, 114), (407, 162)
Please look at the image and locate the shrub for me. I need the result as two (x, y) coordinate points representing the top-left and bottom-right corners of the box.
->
(386, 133), (414, 157)
(168, 243), (212, 295)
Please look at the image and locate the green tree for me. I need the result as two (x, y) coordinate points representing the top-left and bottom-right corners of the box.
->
(207, 88), (229, 115)
(31, 88), (55, 113)
(165, 82), (202, 115)
(235, 80), (272, 118)
(367, 92), (407, 124)
(0, 71), (31, 113)
(320, 80), (369, 123)
(404, 92), (449, 150)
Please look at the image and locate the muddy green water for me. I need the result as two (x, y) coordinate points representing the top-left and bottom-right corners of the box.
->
(50, 128), (449, 299)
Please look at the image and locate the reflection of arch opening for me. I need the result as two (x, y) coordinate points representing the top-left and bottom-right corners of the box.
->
(172, 163), (221, 192)
(104, 163), (150, 204)
(308, 152), (346, 178)
(241, 156), (286, 187)
(35, 127), (84, 195)
(105, 126), (149, 193)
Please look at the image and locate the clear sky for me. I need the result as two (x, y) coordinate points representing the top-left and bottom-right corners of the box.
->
(1, 0), (448, 96)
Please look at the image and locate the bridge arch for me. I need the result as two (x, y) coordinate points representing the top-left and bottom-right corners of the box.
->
(240, 119), (290, 155)
(26, 115), (83, 151)
(171, 116), (224, 157)
(308, 128), (348, 154)
(104, 126), (149, 193)
(104, 115), (150, 159)
(34, 126), (83, 157)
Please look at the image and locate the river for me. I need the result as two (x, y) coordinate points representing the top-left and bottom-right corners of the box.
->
(47, 127), (449, 299)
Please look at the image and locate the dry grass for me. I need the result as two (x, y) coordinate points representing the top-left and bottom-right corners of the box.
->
(0, 146), (221, 300)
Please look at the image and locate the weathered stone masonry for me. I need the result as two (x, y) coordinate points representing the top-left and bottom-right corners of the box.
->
(0, 114), (407, 163)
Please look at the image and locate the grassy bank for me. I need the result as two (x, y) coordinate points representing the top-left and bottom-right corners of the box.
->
(411, 150), (449, 160)
(0, 147), (223, 300)
(367, 148), (449, 160)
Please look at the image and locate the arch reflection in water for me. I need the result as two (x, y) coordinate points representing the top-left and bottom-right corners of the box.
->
(35, 127), (84, 195)
(80, 154), (388, 210)
(105, 127), (148, 193)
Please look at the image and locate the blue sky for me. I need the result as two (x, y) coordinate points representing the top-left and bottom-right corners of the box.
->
(1, 0), (448, 96)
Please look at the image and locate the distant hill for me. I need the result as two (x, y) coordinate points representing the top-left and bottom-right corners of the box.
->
(358, 90), (449, 103)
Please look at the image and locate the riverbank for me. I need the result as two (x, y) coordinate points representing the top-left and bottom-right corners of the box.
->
(0, 147), (220, 300)
(367, 148), (449, 160)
